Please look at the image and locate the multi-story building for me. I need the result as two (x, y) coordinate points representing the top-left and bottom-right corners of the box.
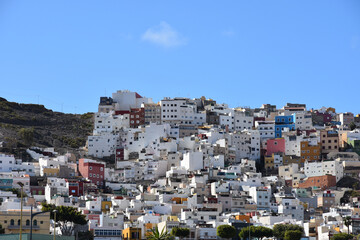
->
(112, 90), (152, 111)
(317, 191), (335, 212)
(0, 206), (50, 235)
(234, 111), (253, 131)
(275, 115), (295, 138)
(255, 121), (275, 141)
(294, 112), (313, 130)
(320, 130), (339, 157)
(304, 159), (343, 182)
(98, 97), (114, 113)
(338, 112), (354, 128)
(300, 141), (321, 162)
(278, 197), (304, 221)
(78, 158), (105, 187)
(249, 186), (271, 210)
(161, 98), (206, 126)
(298, 175), (336, 190)
(87, 132), (120, 158)
(143, 103), (161, 124)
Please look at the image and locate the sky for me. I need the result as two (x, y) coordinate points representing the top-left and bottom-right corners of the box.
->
(0, 1), (359, 114)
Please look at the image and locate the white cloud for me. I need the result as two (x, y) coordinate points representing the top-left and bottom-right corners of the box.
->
(142, 21), (187, 47)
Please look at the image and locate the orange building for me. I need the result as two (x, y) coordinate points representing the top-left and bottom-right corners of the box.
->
(122, 227), (141, 240)
(144, 223), (156, 237)
(300, 141), (321, 162)
(298, 175), (336, 190)
(235, 215), (250, 223)
(171, 197), (188, 204)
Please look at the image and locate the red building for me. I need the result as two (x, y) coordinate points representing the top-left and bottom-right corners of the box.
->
(78, 158), (105, 187)
(266, 138), (285, 156)
(115, 108), (145, 128)
(66, 179), (84, 197)
(116, 148), (124, 162)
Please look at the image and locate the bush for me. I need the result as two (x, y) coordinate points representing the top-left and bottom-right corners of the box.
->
(284, 230), (302, 240)
(171, 227), (190, 239)
(331, 233), (353, 240)
(273, 224), (303, 239)
(217, 225), (237, 239)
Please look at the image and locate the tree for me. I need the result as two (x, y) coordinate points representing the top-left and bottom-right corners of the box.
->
(171, 227), (190, 239)
(239, 226), (273, 240)
(147, 226), (172, 240)
(284, 230), (302, 240)
(217, 225), (237, 239)
(18, 127), (34, 146)
(332, 233), (353, 240)
(41, 203), (87, 236)
(350, 122), (357, 131)
(343, 216), (352, 234)
(273, 224), (303, 240)
(239, 226), (254, 240)
(256, 226), (273, 239)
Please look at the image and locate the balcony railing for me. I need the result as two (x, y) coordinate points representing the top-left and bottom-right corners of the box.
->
(8, 225), (40, 230)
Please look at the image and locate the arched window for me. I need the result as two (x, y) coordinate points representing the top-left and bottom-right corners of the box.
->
(26, 220), (30, 226)
(10, 219), (14, 225)
(18, 219), (20, 225)
(33, 220), (37, 226)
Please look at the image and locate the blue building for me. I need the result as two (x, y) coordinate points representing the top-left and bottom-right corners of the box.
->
(275, 115), (296, 137)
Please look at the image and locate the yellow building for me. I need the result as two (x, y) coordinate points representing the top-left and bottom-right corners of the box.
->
(43, 168), (60, 177)
(264, 155), (274, 170)
(0, 210), (50, 235)
(122, 227), (141, 240)
(300, 141), (321, 162)
(101, 201), (112, 213)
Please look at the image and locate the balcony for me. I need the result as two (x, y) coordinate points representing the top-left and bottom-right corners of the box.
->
(8, 225), (40, 230)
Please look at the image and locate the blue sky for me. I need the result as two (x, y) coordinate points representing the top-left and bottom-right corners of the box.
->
(0, 1), (359, 114)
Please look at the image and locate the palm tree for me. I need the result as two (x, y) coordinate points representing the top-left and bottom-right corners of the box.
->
(343, 216), (352, 234)
(147, 226), (172, 240)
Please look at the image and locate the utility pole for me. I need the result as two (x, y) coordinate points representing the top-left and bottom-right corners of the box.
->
(18, 182), (24, 240)
(53, 210), (58, 240)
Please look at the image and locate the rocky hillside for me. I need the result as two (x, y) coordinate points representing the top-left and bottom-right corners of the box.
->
(0, 97), (94, 157)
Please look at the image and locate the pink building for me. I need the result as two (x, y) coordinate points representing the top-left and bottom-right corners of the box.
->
(266, 138), (285, 156)
(78, 158), (105, 187)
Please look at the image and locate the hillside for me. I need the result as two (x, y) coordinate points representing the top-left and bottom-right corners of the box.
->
(0, 97), (94, 158)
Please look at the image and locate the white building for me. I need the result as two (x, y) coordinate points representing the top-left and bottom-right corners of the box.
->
(112, 90), (152, 111)
(304, 159), (344, 182)
(181, 151), (204, 171)
(278, 197), (304, 221)
(234, 111), (253, 131)
(255, 121), (275, 141)
(88, 132), (120, 158)
(249, 186), (271, 210)
(294, 112), (313, 130)
(93, 112), (129, 134)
